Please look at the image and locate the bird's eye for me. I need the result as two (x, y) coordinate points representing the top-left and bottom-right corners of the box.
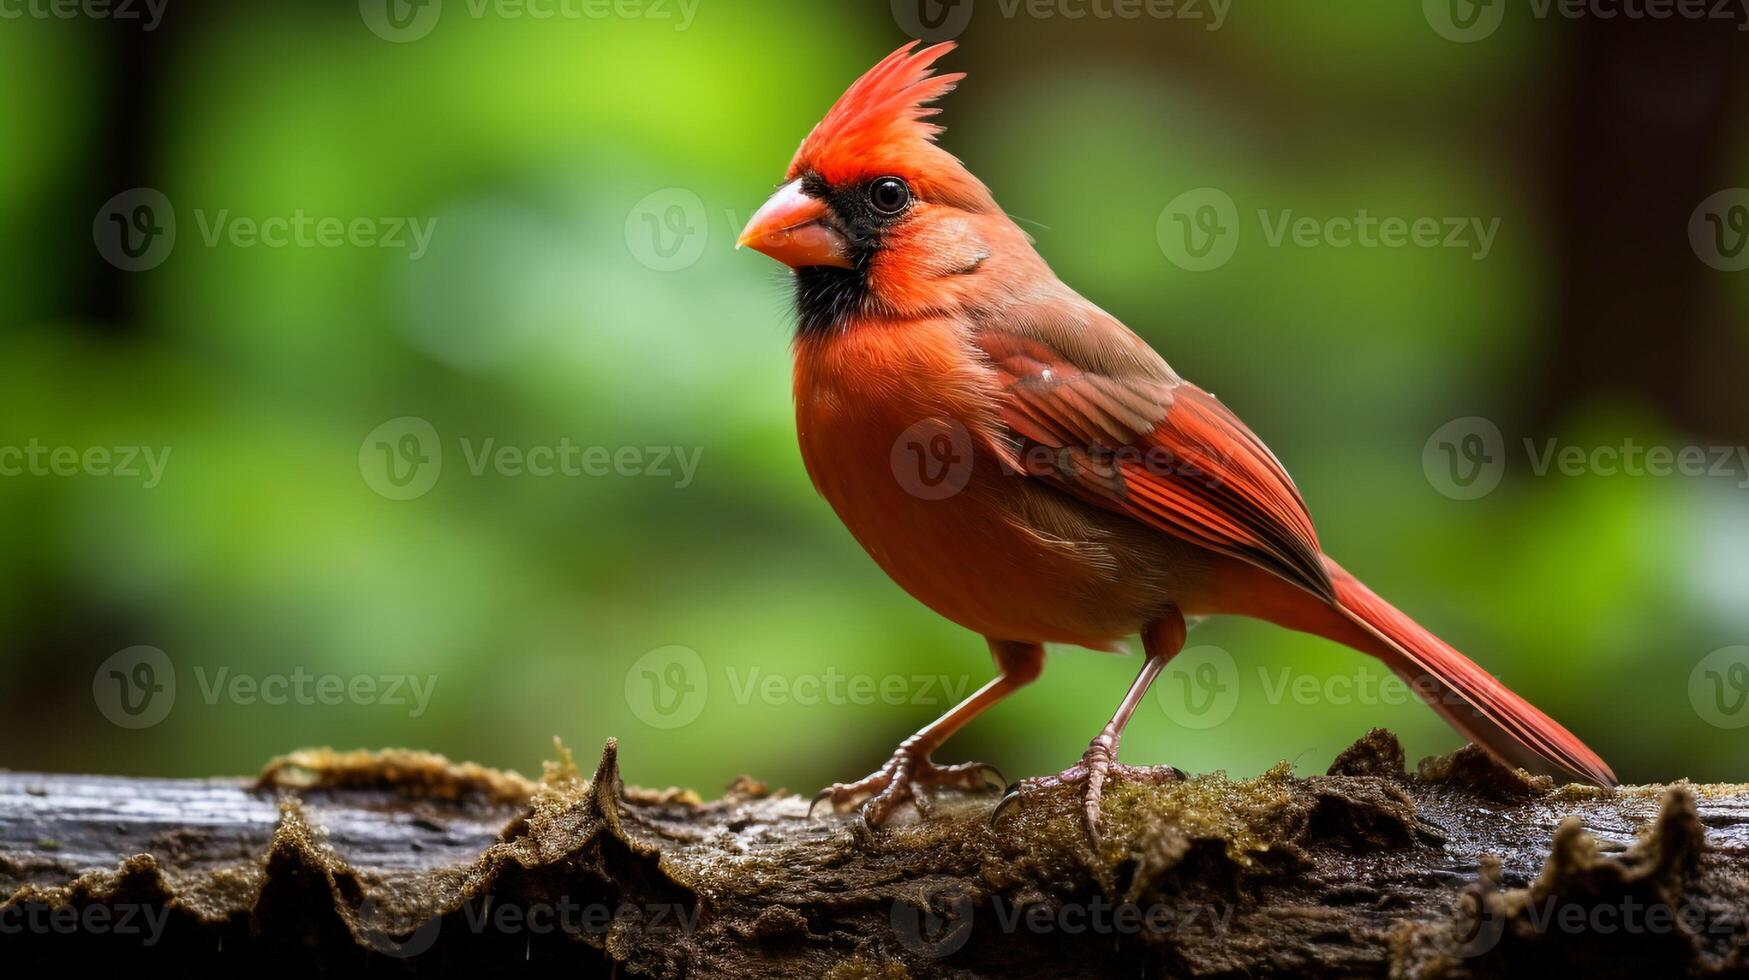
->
(869, 177), (911, 215)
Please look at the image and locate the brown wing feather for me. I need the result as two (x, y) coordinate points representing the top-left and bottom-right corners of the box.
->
(973, 304), (1333, 601)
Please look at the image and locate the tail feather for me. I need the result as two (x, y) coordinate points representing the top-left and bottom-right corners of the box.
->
(1317, 556), (1617, 787)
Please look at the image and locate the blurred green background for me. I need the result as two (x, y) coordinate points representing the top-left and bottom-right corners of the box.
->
(2, 0), (1747, 792)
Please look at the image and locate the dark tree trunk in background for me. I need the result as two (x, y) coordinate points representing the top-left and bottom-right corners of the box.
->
(1533, 14), (1749, 443)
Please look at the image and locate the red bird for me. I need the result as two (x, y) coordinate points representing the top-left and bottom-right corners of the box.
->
(737, 42), (1615, 837)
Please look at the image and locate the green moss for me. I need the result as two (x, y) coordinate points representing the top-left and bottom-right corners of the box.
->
(1100, 763), (1301, 865)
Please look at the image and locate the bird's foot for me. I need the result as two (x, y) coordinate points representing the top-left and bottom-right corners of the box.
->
(810, 740), (1005, 828)
(992, 729), (1184, 844)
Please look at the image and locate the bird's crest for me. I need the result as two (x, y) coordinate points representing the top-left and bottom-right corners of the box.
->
(788, 42), (993, 211)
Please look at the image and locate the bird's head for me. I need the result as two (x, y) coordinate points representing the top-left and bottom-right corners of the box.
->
(738, 42), (1011, 332)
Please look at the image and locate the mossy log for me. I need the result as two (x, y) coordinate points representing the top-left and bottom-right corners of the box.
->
(2, 731), (1746, 978)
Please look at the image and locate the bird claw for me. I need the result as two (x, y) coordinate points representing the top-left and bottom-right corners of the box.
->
(989, 781), (1024, 828)
(807, 788), (836, 820)
(988, 734), (1184, 844)
(810, 751), (1006, 828)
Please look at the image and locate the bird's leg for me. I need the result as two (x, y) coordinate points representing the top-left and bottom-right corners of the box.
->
(813, 640), (1044, 827)
(995, 610), (1187, 843)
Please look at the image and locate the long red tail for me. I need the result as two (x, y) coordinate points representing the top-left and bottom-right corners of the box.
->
(1310, 556), (1617, 786)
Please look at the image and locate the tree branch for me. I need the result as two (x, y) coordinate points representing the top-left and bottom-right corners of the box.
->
(2, 731), (1745, 978)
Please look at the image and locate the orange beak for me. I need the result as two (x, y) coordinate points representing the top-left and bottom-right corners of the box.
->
(736, 179), (853, 269)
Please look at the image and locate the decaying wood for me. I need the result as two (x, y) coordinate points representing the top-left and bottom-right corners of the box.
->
(1, 731), (1746, 978)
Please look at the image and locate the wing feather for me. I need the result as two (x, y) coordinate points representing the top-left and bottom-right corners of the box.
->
(973, 305), (1333, 600)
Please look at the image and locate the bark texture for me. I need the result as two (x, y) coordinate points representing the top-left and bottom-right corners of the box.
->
(1, 731), (1746, 978)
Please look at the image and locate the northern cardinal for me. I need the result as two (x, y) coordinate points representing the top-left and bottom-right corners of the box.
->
(737, 41), (1615, 837)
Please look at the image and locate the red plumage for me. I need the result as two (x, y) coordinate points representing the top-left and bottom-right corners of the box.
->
(739, 42), (1615, 835)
